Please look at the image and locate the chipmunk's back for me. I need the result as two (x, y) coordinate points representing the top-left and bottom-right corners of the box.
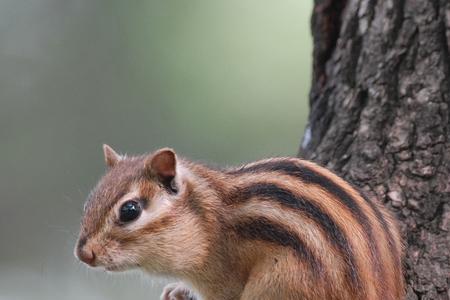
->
(219, 157), (404, 299)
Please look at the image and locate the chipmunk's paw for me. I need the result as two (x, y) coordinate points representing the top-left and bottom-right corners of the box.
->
(160, 282), (196, 300)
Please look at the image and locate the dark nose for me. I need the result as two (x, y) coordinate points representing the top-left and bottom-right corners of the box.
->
(76, 237), (96, 266)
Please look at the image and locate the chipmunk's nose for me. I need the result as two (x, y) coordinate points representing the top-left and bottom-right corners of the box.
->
(76, 237), (97, 267)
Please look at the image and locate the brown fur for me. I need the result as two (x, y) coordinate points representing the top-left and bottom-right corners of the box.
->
(75, 147), (405, 299)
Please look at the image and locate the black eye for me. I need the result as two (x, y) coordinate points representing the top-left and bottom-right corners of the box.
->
(119, 200), (141, 223)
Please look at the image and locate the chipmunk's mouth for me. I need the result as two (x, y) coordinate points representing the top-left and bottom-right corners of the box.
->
(105, 265), (129, 272)
(104, 263), (138, 272)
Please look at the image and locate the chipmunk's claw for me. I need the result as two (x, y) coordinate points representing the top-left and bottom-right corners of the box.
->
(160, 282), (196, 300)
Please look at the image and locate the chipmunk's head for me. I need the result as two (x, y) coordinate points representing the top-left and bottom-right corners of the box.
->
(74, 145), (209, 274)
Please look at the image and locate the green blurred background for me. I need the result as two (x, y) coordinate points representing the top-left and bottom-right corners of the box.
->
(0, 1), (312, 299)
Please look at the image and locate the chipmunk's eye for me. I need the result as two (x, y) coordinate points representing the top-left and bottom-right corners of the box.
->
(119, 200), (141, 223)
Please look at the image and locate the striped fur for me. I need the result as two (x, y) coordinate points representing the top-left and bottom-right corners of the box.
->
(75, 149), (405, 300)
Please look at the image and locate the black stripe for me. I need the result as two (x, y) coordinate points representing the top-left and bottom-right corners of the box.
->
(228, 160), (372, 231)
(228, 160), (384, 268)
(231, 183), (360, 288)
(359, 189), (400, 266)
(233, 216), (322, 275)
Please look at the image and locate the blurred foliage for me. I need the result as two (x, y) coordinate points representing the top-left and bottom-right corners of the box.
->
(0, 1), (312, 299)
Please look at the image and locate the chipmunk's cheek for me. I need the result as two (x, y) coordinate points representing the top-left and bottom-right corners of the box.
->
(101, 240), (137, 271)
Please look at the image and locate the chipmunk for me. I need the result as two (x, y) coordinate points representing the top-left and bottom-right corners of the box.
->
(75, 145), (405, 300)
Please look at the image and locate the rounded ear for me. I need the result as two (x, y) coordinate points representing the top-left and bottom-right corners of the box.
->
(145, 148), (176, 178)
(145, 148), (177, 192)
(103, 144), (121, 167)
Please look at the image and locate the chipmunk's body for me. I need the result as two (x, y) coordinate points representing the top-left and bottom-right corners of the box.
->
(75, 146), (405, 300)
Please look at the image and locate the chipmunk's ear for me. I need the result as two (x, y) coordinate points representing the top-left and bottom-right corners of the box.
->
(145, 148), (178, 192)
(103, 144), (121, 167)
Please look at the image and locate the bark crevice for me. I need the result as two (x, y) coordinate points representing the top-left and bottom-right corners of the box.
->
(311, 0), (348, 91)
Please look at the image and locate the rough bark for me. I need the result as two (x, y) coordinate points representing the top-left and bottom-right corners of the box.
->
(300, 0), (450, 299)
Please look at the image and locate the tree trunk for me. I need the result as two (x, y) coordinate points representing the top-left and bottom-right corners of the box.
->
(300, 0), (450, 299)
